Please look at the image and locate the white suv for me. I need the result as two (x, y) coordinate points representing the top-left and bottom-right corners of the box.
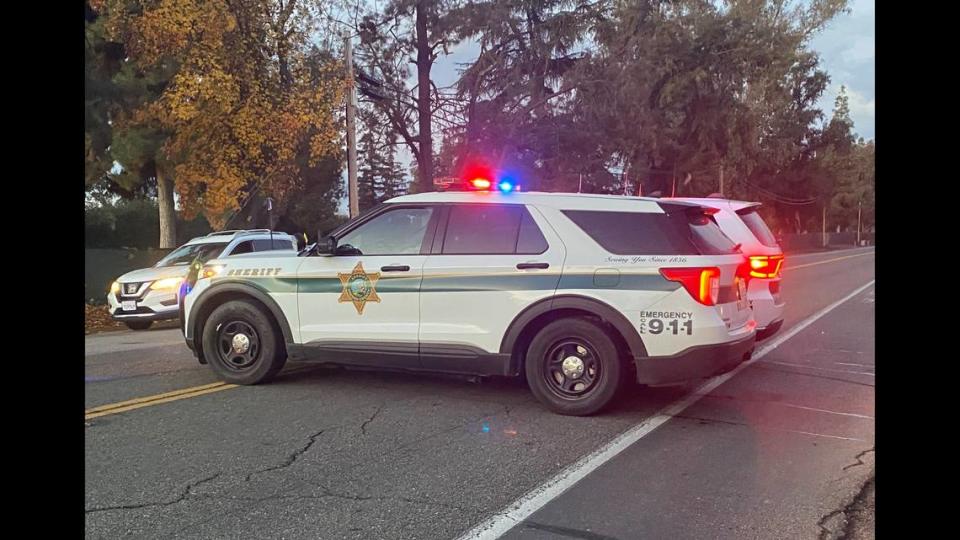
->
(668, 197), (785, 339)
(107, 230), (298, 330)
(182, 192), (756, 415)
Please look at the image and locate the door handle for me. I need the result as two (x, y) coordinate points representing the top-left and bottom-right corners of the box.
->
(516, 262), (549, 270)
(381, 265), (410, 272)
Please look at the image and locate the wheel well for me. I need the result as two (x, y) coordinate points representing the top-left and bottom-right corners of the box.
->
(510, 308), (634, 375)
(193, 291), (287, 361)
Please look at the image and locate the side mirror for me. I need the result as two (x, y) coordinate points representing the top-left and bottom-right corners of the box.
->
(316, 234), (337, 255)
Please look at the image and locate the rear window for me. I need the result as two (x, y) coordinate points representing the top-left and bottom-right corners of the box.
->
(563, 209), (737, 255)
(737, 208), (778, 247)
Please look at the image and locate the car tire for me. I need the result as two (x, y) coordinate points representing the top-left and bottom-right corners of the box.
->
(525, 317), (623, 416)
(201, 300), (286, 385)
(124, 320), (153, 331)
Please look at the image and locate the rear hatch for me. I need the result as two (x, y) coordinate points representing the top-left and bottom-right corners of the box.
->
(656, 202), (752, 331)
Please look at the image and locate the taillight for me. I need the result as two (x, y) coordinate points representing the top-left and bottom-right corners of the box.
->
(660, 267), (721, 306)
(748, 254), (784, 279)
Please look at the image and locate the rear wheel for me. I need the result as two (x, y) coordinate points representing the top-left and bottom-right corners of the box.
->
(124, 320), (153, 331)
(525, 318), (623, 416)
(201, 300), (286, 385)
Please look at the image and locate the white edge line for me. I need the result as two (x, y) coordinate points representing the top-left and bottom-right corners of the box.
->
(456, 278), (876, 540)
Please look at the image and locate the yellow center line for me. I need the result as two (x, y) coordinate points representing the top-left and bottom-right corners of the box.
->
(84, 367), (320, 421)
(785, 250), (874, 271)
(85, 381), (229, 414)
(85, 384), (238, 420)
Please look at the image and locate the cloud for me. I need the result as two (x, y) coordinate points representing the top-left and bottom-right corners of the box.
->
(846, 87), (875, 120)
(841, 36), (875, 64)
(811, 0), (875, 139)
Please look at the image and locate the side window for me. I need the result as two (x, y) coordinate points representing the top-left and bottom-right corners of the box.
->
(252, 239), (295, 251)
(338, 207), (434, 255)
(230, 240), (254, 255)
(442, 204), (525, 255)
(517, 210), (549, 254)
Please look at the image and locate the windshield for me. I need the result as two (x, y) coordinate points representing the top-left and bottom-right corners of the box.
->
(155, 242), (228, 267)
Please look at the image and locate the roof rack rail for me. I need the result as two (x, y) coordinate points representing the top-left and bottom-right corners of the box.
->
(206, 229), (276, 237)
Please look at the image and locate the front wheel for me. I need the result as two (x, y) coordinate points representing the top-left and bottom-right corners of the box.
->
(525, 318), (624, 416)
(201, 300), (286, 385)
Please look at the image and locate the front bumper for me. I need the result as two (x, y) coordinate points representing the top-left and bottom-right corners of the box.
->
(634, 333), (756, 385)
(107, 289), (180, 322)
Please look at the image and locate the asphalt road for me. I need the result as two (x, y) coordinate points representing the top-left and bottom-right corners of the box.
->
(85, 247), (875, 539)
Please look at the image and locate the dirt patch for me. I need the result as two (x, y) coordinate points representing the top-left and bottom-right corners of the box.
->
(85, 304), (126, 334)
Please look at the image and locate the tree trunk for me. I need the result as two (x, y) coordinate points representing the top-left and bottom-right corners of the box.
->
(415, 1), (434, 192)
(156, 166), (177, 248)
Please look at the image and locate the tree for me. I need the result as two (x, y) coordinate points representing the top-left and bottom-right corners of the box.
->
(355, 0), (462, 192)
(438, 0), (851, 210)
(357, 107), (409, 210)
(90, 0), (346, 230)
(86, 2), (179, 247)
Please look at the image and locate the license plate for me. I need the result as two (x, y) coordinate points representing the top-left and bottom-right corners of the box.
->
(121, 300), (137, 312)
(737, 279), (748, 310)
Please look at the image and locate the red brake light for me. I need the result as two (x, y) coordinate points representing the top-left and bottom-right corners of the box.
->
(469, 178), (491, 190)
(748, 254), (784, 279)
(660, 267), (721, 306)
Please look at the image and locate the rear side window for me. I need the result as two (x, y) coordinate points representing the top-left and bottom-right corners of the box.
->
(737, 209), (778, 247)
(563, 209), (737, 255)
(517, 211), (549, 254)
(442, 204), (548, 255)
(252, 238), (295, 251)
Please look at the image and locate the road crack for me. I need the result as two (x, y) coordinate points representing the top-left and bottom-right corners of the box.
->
(842, 448), (874, 472)
(360, 406), (383, 435)
(817, 474), (874, 540)
(244, 429), (326, 482)
(86, 472), (221, 514)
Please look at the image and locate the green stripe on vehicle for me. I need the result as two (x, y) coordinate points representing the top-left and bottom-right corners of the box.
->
(227, 273), (678, 293)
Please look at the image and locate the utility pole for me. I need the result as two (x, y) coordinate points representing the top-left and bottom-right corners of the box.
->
(822, 205), (827, 248)
(344, 33), (359, 218)
(718, 162), (724, 197)
(857, 199), (862, 246)
(578, 173), (583, 193)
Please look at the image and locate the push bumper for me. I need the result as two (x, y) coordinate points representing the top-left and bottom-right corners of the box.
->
(634, 334), (756, 385)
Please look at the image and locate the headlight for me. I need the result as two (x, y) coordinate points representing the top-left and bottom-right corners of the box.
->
(151, 277), (185, 290)
(201, 265), (225, 279)
(110, 281), (120, 294)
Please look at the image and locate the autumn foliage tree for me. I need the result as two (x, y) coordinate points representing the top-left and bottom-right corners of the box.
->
(90, 0), (346, 229)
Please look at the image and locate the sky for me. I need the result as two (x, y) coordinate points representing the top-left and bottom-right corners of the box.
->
(809, 0), (875, 140)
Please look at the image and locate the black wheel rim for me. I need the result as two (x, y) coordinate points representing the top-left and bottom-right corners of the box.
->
(216, 320), (261, 371)
(543, 339), (601, 400)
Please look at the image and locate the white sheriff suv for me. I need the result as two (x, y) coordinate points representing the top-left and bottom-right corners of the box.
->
(107, 230), (298, 330)
(182, 192), (757, 415)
